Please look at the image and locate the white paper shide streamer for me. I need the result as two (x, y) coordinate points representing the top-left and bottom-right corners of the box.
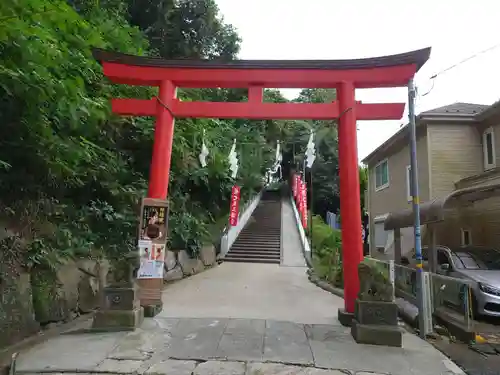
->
(199, 129), (209, 167)
(305, 130), (316, 168)
(228, 139), (239, 179)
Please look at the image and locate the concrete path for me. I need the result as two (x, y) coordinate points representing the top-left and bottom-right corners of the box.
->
(13, 198), (466, 375)
(281, 199), (307, 267)
(157, 263), (341, 325)
(15, 317), (464, 375)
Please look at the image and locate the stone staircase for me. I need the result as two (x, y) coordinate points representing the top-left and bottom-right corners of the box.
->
(223, 190), (282, 264)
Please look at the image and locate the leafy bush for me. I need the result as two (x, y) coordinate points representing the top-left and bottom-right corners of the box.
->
(310, 215), (343, 287)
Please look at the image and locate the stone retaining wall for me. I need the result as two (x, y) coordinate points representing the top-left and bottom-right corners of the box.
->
(163, 245), (217, 282)
(1, 243), (217, 350)
(0, 257), (107, 349)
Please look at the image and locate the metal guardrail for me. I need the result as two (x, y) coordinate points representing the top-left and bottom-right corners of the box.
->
(363, 257), (395, 301)
(394, 264), (418, 305)
(430, 273), (474, 330)
(366, 257), (475, 332)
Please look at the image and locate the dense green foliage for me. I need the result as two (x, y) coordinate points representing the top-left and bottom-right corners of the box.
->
(310, 215), (343, 287)
(0, 0), (353, 272)
(0, 0), (277, 268)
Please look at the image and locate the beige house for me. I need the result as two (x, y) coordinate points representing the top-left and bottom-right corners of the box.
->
(362, 100), (500, 261)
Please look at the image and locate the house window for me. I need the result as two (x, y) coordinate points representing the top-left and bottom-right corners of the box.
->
(375, 159), (389, 190)
(461, 228), (472, 246)
(482, 127), (496, 170)
(405, 165), (412, 202)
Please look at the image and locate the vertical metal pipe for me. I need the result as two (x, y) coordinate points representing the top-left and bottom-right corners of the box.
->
(408, 78), (426, 338)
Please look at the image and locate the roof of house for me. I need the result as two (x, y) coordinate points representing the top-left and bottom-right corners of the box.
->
(421, 102), (489, 116)
(361, 101), (494, 165)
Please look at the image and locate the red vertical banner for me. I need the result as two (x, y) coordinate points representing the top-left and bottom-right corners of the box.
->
(297, 177), (303, 213)
(301, 179), (308, 229)
(229, 185), (241, 226)
(293, 174), (299, 199)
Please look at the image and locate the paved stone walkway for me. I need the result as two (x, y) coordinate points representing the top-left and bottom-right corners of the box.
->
(14, 317), (464, 375)
(157, 262), (341, 325)
(13, 199), (466, 375)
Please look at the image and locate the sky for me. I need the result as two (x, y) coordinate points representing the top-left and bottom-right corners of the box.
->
(215, 0), (500, 161)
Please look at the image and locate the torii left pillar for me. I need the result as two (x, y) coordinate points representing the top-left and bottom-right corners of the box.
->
(337, 81), (364, 325)
(140, 80), (176, 315)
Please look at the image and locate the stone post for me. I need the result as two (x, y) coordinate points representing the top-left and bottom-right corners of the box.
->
(91, 251), (144, 331)
(350, 262), (402, 347)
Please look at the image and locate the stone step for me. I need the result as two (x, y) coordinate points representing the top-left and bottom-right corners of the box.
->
(230, 249), (281, 255)
(223, 257), (280, 264)
(231, 243), (280, 250)
(236, 233), (281, 239)
(238, 233), (280, 238)
(226, 250), (281, 258)
(232, 240), (281, 249)
(241, 227), (281, 231)
(233, 238), (280, 244)
(226, 249), (281, 258)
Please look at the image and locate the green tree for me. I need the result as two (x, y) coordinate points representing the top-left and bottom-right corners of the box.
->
(125, 0), (241, 59)
(0, 0), (284, 268)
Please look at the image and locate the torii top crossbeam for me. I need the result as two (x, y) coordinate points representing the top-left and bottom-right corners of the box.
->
(93, 48), (431, 120)
(93, 47), (430, 88)
(93, 47), (431, 316)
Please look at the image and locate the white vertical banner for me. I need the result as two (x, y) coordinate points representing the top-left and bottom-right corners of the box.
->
(305, 130), (316, 168)
(228, 139), (239, 179)
(199, 129), (209, 167)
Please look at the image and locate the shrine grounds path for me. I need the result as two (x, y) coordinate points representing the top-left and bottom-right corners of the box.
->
(14, 200), (465, 375)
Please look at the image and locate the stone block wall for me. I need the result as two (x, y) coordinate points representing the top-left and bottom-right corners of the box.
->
(0, 257), (108, 349)
(163, 244), (217, 282)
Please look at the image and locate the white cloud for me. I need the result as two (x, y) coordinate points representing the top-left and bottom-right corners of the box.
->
(216, 0), (500, 160)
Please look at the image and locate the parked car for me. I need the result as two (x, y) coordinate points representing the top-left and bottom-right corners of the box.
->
(402, 245), (500, 318)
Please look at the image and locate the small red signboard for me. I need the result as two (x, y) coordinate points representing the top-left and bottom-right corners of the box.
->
(229, 185), (241, 226)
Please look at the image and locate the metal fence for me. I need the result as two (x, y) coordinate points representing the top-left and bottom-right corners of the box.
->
(363, 257), (395, 300)
(365, 257), (475, 332)
(430, 273), (475, 330)
(394, 264), (418, 305)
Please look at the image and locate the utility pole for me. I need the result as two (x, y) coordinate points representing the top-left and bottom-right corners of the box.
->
(408, 78), (426, 338)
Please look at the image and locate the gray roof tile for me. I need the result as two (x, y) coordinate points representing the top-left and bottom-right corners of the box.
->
(421, 102), (489, 116)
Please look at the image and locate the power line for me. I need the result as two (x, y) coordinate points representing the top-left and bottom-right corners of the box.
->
(430, 42), (500, 80)
(421, 42), (500, 97)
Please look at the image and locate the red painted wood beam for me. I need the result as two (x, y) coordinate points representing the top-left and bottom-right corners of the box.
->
(357, 103), (405, 120)
(113, 98), (157, 116)
(248, 86), (263, 103)
(111, 98), (405, 120)
(102, 62), (417, 89)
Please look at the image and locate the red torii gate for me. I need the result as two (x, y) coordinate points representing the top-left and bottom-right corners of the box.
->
(93, 47), (431, 318)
